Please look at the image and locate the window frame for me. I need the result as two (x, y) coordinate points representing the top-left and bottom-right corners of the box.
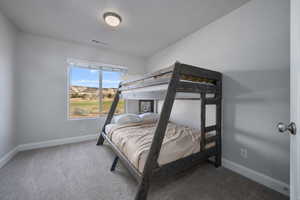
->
(67, 59), (127, 120)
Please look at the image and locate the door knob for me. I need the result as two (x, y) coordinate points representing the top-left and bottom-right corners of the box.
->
(277, 122), (296, 135)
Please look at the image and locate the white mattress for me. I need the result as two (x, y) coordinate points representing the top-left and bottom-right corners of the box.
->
(121, 84), (215, 100)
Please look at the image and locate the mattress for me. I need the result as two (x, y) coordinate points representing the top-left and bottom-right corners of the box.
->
(105, 122), (215, 172)
(120, 84), (215, 100)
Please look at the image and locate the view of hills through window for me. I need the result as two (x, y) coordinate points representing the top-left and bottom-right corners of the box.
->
(69, 65), (125, 119)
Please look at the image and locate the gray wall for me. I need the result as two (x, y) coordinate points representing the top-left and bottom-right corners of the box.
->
(146, 0), (290, 183)
(0, 11), (18, 157)
(15, 33), (146, 145)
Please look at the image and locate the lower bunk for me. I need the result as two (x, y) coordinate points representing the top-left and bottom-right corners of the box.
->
(100, 120), (220, 182)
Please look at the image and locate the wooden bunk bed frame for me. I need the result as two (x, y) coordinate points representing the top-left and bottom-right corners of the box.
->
(96, 62), (222, 200)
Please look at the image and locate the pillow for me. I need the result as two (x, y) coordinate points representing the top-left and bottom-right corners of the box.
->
(113, 113), (142, 125)
(139, 112), (159, 124)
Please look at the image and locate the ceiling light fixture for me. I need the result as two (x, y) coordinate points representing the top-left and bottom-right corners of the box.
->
(103, 12), (122, 27)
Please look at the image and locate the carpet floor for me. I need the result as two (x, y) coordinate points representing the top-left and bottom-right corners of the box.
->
(0, 141), (288, 200)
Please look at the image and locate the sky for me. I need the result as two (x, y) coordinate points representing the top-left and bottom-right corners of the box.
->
(70, 66), (123, 88)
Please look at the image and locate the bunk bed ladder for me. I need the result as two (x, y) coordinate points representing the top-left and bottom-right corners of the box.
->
(200, 83), (222, 167)
(200, 92), (206, 152)
(215, 80), (222, 167)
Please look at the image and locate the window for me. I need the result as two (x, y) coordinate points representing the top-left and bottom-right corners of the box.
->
(68, 60), (126, 119)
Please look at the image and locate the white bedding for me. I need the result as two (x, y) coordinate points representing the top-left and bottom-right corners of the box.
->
(105, 122), (215, 172)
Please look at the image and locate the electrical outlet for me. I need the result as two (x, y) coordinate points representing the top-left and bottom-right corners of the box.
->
(240, 148), (248, 159)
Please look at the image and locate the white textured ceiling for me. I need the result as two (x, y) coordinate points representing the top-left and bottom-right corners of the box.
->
(0, 0), (250, 57)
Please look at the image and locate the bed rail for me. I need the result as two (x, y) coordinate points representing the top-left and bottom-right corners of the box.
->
(119, 62), (221, 93)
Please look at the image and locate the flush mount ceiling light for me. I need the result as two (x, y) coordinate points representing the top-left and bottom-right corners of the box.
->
(103, 12), (122, 27)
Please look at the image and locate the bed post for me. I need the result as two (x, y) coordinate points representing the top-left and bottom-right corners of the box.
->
(110, 156), (119, 171)
(215, 78), (222, 167)
(134, 63), (181, 200)
(96, 88), (120, 146)
(200, 92), (206, 152)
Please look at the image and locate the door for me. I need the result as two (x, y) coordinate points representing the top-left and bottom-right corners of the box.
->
(290, 0), (300, 199)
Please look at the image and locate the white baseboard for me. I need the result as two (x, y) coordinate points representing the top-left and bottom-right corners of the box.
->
(0, 134), (98, 169)
(17, 134), (98, 151)
(0, 147), (19, 169)
(222, 158), (289, 196)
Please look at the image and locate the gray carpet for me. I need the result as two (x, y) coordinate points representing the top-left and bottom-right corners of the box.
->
(0, 141), (288, 200)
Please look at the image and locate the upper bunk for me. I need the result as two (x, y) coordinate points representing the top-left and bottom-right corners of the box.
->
(119, 62), (222, 100)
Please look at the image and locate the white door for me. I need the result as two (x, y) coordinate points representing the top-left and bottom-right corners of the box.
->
(290, 0), (300, 199)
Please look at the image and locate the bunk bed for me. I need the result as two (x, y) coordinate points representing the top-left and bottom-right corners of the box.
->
(96, 62), (222, 200)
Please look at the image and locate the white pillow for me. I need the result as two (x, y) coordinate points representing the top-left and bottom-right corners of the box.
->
(113, 113), (142, 125)
(139, 112), (159, 124)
